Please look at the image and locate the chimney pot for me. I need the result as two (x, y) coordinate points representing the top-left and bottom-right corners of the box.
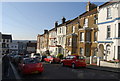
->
(55, 21), (58, 28)
(62, 17), (66, 24)
(44, 30), (48, 34)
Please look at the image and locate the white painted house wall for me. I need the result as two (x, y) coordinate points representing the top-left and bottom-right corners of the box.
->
(48, 30), (57, 56)
(98, 2), (120, 61)
(57, 26), (66, 55)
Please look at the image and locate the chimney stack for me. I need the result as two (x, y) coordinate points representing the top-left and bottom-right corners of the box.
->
(44, 30), (48, 34)
(62, 17), (66, 24)
(55, 21), (58, 28)
(86, 1), (97, 11)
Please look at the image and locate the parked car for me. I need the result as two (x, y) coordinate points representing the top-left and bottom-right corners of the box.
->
(44, 56), (60, 63)
(11, 54), (19, 63)
(14, 55), (23, 66)
(8, 53), (16, 61)
(61, 55), (86, 68)
(18, 58), (44, 75)
(41, 55), (47, 62)
(33, 53), (42, 61)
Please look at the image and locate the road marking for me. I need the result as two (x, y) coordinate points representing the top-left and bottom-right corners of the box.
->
(10, 62), (22, 80)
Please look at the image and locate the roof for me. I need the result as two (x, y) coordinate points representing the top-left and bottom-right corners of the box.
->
(2, 34), (12, 39)
(56, 20), (72, 28)
(99, 1), (117, 8)
(66, 17), (79, 25)
(79, 8), (97, 18)
(49, 28), (56, 32)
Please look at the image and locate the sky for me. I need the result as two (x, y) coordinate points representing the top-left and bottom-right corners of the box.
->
(0, 1), (108, 40)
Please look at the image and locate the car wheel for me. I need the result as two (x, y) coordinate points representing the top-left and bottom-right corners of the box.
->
(20, 71), (25, 77)
(61, 62), (64, 66)
(17, 67), (20, 72)
(72, 63), (76, 69)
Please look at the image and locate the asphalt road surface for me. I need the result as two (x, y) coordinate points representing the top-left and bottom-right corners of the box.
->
(10, 62), (119, 80)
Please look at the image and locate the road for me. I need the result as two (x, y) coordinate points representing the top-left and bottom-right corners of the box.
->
(10, 62), (119, 80)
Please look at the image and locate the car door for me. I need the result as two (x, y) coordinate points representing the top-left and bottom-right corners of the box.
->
(69, 56), (76, 66)
(65, 56), (70, 65)
(67, 56), (74, 66)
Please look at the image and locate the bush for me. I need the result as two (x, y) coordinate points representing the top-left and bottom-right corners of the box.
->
(57, 53), (63, 59)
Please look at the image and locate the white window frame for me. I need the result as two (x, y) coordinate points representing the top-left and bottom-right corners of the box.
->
(84, 18), (88, 27)
(80, 48), (84, 56)
(72, 26), (75, 33)
(80, 32), (84, 42)
(107, 7), (111, 19)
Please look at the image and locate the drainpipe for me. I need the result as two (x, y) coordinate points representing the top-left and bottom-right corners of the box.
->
(90, 56), (93, 64)
(97, 57), (100, 66)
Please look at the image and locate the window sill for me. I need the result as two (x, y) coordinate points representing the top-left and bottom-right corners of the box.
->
(80, 41), (84, 42)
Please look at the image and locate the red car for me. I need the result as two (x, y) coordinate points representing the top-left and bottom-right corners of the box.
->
(44, 56), (60, 63)
(18, 58), (44, 75)
(61, 55), (86, 68)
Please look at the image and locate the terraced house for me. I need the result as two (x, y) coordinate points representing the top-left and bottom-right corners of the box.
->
(37, 1), (120, 65)
(77, 2), (98, 64)
(56, 17), (68, 57)
(97, 1), (120, 61)
(48, 22), (57, 56)
(66, 17), (79, 56)
(37, 30), (49, 55)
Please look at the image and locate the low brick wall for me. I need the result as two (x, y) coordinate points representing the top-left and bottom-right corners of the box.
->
(100, 61), (120, 68)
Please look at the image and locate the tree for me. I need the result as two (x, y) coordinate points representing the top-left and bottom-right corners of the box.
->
(57, 53), (63, 59)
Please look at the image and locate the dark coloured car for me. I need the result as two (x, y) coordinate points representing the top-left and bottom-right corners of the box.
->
(33, 53), (42, 61)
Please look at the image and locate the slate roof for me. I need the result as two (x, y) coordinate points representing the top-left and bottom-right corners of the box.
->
(99, 1), (117, 8)
(2, 34), (12, 39)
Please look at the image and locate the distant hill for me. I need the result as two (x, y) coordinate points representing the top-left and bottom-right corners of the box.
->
(12, 40), (37, 43)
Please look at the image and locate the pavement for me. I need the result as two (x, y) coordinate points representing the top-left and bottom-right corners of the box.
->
(2, 62), (16, 81)
(86, 64), (120, 73)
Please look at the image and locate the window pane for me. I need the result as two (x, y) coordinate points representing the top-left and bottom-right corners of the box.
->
(118, 23), (120, 37)
(107, 25), (111, 38)
(94, 32), (97, 41)
(80, 48), (84, 56)
(80, 32), (84, 41)
(107, 8), (111, 18)
(118, 46), (120, 59)
(86, 32), (91, 42)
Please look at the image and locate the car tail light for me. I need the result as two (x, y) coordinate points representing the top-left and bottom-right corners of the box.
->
(22, 64), (25, 66)
(40, 64), (43, 67)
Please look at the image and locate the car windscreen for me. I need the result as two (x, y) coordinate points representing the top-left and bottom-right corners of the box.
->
(24, 58), (40, 64)
(34, 54), (40, 56)
(76, 56), (85, 59)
